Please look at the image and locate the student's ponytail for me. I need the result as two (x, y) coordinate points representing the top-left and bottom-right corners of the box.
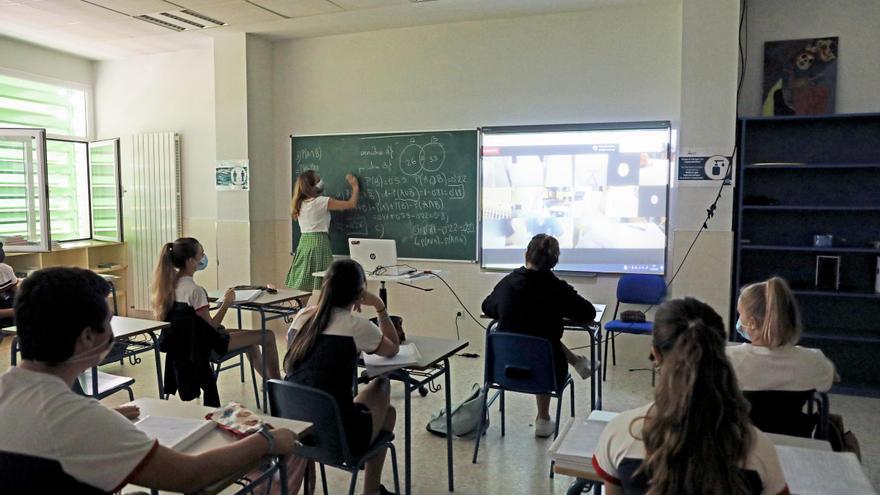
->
(638, 298), (753, 495)
(150, 238), (200, 320)
(762, 276), (801, 347)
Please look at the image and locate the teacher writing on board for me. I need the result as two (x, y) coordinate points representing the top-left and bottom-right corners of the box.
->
(286, 170), (360, 294)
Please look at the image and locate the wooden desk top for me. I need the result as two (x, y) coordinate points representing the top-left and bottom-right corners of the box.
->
(129, 398), (312, 495)
(365, 335), (468, 378)
(208, 288), (310, 307)
(1, 316), (169, 339)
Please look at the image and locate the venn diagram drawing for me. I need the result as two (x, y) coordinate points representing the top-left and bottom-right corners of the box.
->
(399, 139), (446, 176)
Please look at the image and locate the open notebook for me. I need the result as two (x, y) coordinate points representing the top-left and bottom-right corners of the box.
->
(362, 343), (421, 367)
(135, 415), (215, 452)
(233, 289), (262, 304)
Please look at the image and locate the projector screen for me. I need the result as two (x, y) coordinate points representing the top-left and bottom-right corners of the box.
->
(480, 122), (671, 275)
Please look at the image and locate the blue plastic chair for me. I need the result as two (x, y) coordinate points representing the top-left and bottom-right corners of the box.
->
(472, 329), (575, 469)
(267, 380), (400, 495)
(603, 274), (666, 384)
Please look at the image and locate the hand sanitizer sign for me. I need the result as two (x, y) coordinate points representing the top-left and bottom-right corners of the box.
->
(678, 155), (732, 186)
(216, 160), (249, 191)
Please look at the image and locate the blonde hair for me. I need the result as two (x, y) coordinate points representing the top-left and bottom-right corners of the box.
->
(150, 237), (200, 320)
(737, 276), (801, 347)
(291, 170), (320, 220)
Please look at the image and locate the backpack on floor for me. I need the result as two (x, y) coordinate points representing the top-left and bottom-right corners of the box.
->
(426, 383), (487, 439)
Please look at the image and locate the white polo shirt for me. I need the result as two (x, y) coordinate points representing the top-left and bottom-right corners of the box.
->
(289, 306), (383, 354)
(176, 275), (210, 312)
(298, 196), (331, 233)
(0, 367), (158, 492)
(593, 403), (789, 495)
(727, 343), (836, 392)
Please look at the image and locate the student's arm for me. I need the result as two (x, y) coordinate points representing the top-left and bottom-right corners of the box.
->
(361, 291), (399, 358)
(0, 308), (13, 319)
(197, 288), (234, 329)
(558, 279), (596, 324)
(603, 485), (623, 495)
(481, 283), (502, 320)
(328, 174), (360, 211)
(131, 427), (297, 493)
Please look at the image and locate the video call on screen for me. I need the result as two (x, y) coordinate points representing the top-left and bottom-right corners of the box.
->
(480, 123), (671, 275)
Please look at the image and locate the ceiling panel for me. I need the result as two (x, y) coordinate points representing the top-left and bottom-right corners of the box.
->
(86, 0), (174, 16)
(173, 0), (282, 24)
(248, 0), (341, 18)
(329, 0), (409, 10)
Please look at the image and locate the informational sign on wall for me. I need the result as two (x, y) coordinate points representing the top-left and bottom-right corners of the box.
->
(677, 155), (732, 186)
(216, 160), (249, 191)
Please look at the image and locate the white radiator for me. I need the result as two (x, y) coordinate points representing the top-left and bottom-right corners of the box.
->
(123, 132), (182, 312)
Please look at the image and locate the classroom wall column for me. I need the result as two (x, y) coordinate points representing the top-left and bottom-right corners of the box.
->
(670, 0), (741, 324)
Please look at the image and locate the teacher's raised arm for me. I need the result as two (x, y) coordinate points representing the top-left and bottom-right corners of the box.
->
(286, 171), (359, 295)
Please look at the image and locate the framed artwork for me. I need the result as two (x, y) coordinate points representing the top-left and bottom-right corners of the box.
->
(762, 37), (838, 116)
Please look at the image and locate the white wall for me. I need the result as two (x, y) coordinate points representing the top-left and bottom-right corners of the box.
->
(740, 0), (880, 116)
(94, 48), (219, 290)
(271, 2), (684, 342)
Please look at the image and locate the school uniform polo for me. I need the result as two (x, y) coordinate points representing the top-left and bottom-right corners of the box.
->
(175, 275), (210, 313)
(592, 403), (789, 495)
(0, 367), (158, 492)
(727, 344), (836, 392)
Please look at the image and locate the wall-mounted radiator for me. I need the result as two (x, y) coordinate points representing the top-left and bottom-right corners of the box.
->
(124, 132), (182, 312)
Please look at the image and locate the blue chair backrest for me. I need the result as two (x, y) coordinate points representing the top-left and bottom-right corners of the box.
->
(617, 274), (667, 305)
(267, 379), (354, 466)
(0, 451), (107, 494)
(485, 331), (561, 395)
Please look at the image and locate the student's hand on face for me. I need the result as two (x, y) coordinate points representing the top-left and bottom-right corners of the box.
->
(223, 288), (235, 305)
(345, 174), (359, 189)
(115, 405), (140, 420)
(267, 427), (298, 455)
(360, 291), (385, 311)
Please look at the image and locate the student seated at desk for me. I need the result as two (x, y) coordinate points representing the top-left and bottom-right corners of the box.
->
(0, 242), (19, 329)
(481, 233), (597, 438)
(729, 276), (836, 392)
(593, 298), (789, 495)
(151, 238), (281, 401)
(0, 267), (298, 494)
(284, 259), (399, 495)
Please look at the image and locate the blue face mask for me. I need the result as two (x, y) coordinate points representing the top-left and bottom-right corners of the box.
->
(196, 254), (209, 271)
(735, 318), (751, 342)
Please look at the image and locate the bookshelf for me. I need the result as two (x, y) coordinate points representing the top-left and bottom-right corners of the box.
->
(734, 113), (880, 396)
(6, 240), (128, 316)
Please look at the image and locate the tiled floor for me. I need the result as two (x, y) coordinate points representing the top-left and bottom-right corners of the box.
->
(1, 329), (876, 494)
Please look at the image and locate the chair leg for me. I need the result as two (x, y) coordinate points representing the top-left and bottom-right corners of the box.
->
(570, 381), (576, 417)
(472, 383), (490, 464)
(239, 354), (245, 383)
(553, 392), (563, 440)
(320, 464), (329, 495)
(249, 359), (261, 411)
(348, 469), (359, 495)
(500, 390), (506, 437)
(389, 442), (401, 495)
(651, 366), (656, 387)
(602, 332), (610, 382)
(126, 387), (134, 402)
(611, 332), (617, 365)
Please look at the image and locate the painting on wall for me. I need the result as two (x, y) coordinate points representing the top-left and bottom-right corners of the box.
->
(762, 37), (838, 116)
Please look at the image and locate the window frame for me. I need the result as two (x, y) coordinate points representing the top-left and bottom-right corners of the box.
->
(0, 127), (51, 252)
(0, 67), (93, 142)
(47, 136), (93, 243)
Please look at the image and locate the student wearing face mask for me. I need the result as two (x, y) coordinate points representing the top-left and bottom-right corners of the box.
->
(286, 170), (360, 294)
(728, 276), (836, 392)
(0, 267), (299, 493)
(152, 238), (281, 404)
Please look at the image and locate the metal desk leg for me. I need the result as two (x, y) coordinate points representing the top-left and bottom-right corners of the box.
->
(379, 281), (388, 308)
(597, 327), (603, 410)
(11, 336), (18, 366)
(403, 371), (412, 495)
(589, 327), (596, 411)
(278, 455), (289, 495)
(443, 359), (454, 491)
(91, 365), (99, 399)
(149, 331), (165, 400)
(260, 307), (269, 413)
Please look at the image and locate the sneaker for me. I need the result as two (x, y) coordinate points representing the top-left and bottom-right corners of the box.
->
(573, 355), (599, 380)
(377, 484), (398, 495)
(534, 418), (556, 438)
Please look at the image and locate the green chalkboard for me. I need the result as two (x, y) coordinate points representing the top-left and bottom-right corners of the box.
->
(291, 130), (478, 261)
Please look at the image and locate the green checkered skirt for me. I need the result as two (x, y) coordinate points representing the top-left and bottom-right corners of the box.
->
(286, 232), (333, 291)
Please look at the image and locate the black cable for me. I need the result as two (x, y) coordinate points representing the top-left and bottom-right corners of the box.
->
(431, 272), (487, 330)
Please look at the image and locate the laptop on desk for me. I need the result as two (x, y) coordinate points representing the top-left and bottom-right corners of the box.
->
(349, 238), (410, 276)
